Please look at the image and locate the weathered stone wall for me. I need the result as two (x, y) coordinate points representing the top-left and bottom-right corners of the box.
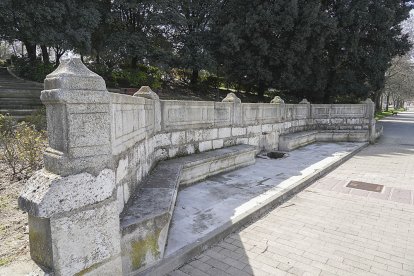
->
(18, 59), (376, 276)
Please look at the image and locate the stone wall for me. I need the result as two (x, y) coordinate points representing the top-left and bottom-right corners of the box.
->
(18, 58), (376, 276)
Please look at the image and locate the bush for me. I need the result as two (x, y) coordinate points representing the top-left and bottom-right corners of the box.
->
(24, 107), (47, 131)
(111, 65), (162, 89)
(0, 114), (46, 179)
(11, 57), (55, 83)
(0, 59), (10, 67)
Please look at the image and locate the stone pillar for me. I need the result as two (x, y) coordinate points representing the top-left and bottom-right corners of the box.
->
(18, 58), (122, 276)
(222, 92), (242, 125)
(134, 86), (161, 133)
(41, 58), (112, 176)
(364, 98), (376, 143)
(299, 98), (311, 118)
(271, 96), (285, 121)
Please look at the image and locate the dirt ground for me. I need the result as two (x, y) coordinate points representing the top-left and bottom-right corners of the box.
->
(0, 161), (30, 268)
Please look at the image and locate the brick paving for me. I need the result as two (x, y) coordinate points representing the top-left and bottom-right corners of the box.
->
(170, 112), (414, 276)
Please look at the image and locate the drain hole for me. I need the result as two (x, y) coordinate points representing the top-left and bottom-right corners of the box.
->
(346, 181), (384, 192)
(267, 151), (287, 159)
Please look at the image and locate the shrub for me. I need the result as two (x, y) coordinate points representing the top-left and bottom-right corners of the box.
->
(0, 59), (10, 67)
(11, 57), (55, 83)
(0, 114), (46, 179)
(24, 107), (47, 131)
(111, 65), (162, 89)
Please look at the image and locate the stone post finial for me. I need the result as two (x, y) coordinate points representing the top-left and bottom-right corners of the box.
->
(44, 57), (106, 91)
(270, 96), (284, 104)
(299, 98), (310, 104)
(133, 86), (161, 132)
(364, 98), (374, 104)
(133, 86), (159, 100)
(222, 92), (241, 103)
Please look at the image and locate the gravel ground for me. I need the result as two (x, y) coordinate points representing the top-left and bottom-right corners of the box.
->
(0, 161), (30, 267)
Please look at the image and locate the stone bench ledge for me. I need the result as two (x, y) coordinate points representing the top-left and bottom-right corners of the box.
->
(280, 130), (369, 151)
(119, 144), (256, 273)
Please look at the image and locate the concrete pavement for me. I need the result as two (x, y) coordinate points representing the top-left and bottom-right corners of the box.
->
(171, 112), (414, 276)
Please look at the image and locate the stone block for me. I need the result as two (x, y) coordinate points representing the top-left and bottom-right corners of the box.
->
(199, 141), (213, 152)
(169, 147), (179, 158)
(261, 124), (273, 133)
(213, 139), (224, 149)
(19, 169), (115, 217)
(171, 131), (186, 145)
(155, 133), (171, 147)
(50, 201), (121, 276)
(218, 127), (232, 138)
(237, 138), (249, 144)
(203, 128), (218, 140)
(248, 136), (260, 147)
(232, 127), (247, 136)
(247, 125), (261, 134)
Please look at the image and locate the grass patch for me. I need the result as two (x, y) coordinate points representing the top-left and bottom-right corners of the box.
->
(375, 108), (405, 120)
(0, 195), (11, 209)
(0, 257), (11, 267)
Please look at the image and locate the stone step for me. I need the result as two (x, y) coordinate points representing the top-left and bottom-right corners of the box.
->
(0, 89), (41, 98)
(0, 108), (38, 117)
(119, 144), (256, 274)
(0, 83), (42, 88)
(0, 97), (42, 103)
(0, 103), (43, 110)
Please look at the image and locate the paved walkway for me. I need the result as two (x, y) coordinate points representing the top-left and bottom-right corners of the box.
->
(170, 112), (414, 276)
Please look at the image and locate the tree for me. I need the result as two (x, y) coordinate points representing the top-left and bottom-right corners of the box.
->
(384, 55), (414, 109)
(156, 0), (224, 85)
(212, 0), (335, 101)
(0, 0), (101, 64)
(321, 0), (412, 106)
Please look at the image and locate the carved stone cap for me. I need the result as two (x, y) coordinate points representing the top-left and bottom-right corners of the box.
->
(133, 86), (159, 100)
(270, 96), (284, 104)
(364, 98), (374, 104)
(299, 98), (310, 104)
(44, 58), (106, 91)
(222, 93), (241, 103)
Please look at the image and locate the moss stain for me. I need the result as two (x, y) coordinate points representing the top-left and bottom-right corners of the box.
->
(29, 229), (50, 266)
(130, 229), (161, 270)
(75, 262), (104, 276)
(0, 257), (11, 267)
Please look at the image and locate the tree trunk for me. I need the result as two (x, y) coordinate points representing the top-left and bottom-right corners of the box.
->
(40, 45), (49, 64)
(380, 95), (383, 111)
(385, 94), (390, 112)
(55, 51), (65, 66)
(257, 82), (266, 102)
(373, 89), (383, 112)
(191, 69), (199, 85)
(131, 56), (138, 69)
(24, 42), (37, 61)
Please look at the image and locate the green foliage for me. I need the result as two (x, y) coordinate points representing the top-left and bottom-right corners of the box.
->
(212, 0), (336, 101)
(0, 0), (412, 103)
(212, 0), (412, 102)
(111, 65), (162, 88)
(375, 107), (405, 120)
(0, 59), (9, 67)
(0, 114), (46, 179)
(24, 108), (47, 131)
(11, 57), (54, 82)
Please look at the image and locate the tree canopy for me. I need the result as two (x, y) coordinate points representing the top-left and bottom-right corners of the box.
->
(0, 0), (412, 106)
